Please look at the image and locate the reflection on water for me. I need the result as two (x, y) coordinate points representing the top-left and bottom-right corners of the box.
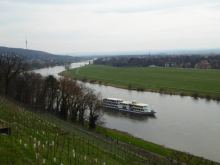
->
(33, 61), (220, 163)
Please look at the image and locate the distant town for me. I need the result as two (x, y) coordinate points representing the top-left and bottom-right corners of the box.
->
(94, 55), (220, 69)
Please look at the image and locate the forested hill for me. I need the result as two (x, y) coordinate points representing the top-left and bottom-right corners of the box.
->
(0, 46), (88, 68)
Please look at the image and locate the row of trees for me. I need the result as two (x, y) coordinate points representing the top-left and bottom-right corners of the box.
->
(0, 53), (102, 129)
(94, 55), (220, 69)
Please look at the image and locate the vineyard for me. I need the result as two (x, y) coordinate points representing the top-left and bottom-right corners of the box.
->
(0, 97), (167, 165)
(1, 97), (219, 165)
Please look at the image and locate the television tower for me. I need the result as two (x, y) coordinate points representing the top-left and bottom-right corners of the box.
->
(25, 37), (28, 49)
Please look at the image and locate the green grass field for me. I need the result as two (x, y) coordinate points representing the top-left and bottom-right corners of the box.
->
(61, 65), (220, 100)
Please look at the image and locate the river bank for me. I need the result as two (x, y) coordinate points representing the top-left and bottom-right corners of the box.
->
(33, 61), (220, 162)
(2, 96), (219, 164)
(60, 64), (220, 100)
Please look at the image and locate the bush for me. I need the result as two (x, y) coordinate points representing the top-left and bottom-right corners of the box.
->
(192, 93), (198, 99)
(180, 92), (185, 97)
(205, 94), (211, 100)
(128, 84), (132, 90)
(159, 88), (165, 93)
(89, 80), (96, 83)
(82, 77), (88, 82)
(137, 87), (144, 91)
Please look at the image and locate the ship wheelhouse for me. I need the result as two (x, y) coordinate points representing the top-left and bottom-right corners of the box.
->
(129, 102), (153, 113)
(103, 98), (123, 109)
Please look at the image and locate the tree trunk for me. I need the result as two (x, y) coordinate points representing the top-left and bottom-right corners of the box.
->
(4, 78), (9, 96)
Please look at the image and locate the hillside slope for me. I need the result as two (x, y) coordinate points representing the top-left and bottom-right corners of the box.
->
(1, 97), (219, 164)
(0, 46), (86, 68)
(0, 97), (152, 165)
(0, 46), (77, 61)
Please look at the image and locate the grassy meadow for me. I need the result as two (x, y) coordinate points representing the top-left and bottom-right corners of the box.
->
(61, 64), (220, 100)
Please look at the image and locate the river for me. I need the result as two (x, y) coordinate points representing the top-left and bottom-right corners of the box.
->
(34, 61), (220, 162)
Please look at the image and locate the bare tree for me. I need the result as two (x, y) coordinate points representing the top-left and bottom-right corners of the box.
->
(0, 57), (103, 129)
(86, 89), (102, 129)
(78, 91), (89, 125)
(44, 75), (59, 112)
(0, 53), (25, 96)
(68, 84), (83, 122)
(59, 77), (76, 120)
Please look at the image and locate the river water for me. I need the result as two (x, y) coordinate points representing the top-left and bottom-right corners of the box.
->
(34, 61), (220, 162)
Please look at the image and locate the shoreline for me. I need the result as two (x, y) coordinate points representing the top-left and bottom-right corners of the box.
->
(34, 103), (220, 163)
(59, 71), (220, 101)
(95, 125), (220, 164)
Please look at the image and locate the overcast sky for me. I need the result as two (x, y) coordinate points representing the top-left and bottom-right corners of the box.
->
(0, 0), (220, 54)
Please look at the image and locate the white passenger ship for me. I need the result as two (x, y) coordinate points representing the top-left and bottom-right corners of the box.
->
(103, 98), (156, 115)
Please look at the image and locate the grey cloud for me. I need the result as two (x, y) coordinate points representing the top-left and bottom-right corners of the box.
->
(96, 1), (220, 14)
(4, 0), (102, 5)
(96, 5), (175, 14)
